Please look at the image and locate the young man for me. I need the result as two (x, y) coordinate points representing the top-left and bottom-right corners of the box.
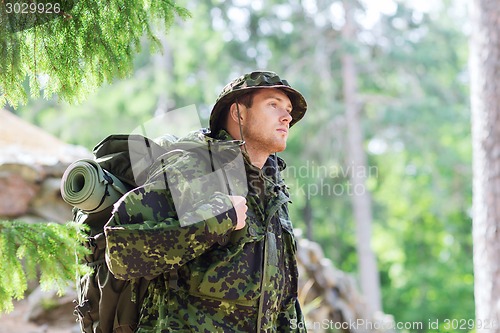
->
(105, 71), (308, 332)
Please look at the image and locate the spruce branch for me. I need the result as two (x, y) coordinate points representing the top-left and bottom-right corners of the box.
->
(0, 220), (90, 313)
(0, 0), (191, 108)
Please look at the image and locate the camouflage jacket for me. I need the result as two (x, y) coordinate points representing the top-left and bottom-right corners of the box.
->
(104, 129), (306, 333)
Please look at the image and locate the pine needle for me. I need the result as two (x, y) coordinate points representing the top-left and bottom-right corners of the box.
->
(0, 0), (191, 108)
(0, 220), (89, 313)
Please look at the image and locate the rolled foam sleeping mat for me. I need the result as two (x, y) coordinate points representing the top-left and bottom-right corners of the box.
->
(61, 159), (128, 213)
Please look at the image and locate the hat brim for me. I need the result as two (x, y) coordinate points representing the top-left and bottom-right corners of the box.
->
(209, 85), (307, 133)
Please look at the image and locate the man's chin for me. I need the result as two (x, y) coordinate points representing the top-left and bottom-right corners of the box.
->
(274, 143), (287, 153)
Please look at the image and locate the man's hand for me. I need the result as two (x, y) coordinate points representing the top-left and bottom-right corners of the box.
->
(228, 195), (248, 230)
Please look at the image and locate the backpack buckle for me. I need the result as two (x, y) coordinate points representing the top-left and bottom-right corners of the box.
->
(87, 233), (106, 250)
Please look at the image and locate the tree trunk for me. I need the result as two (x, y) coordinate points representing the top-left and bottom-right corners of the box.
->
(341, 0), (382, 314)
(470, 0), (500, 330)
(303, 196), (313, 241)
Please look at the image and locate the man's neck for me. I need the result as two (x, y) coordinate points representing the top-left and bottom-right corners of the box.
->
(220, 127), (270, 169)
(243, 144), (269, 169)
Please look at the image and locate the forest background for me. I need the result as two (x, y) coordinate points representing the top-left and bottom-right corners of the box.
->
(2, 0), (472, 332)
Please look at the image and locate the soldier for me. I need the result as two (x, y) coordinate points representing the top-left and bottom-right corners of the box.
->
(104, 70), (308, 332)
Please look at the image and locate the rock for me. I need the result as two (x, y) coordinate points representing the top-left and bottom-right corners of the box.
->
(0, 109), (90, 166)
(319, 258), (338, 288)
(307, 241), (325, 265)
(0, 110), (90, 222)
(25, 286), (77, 325)
(295, 232), (394, 332)
(30, 178), (73, 223)
(0, 172), (40, 217)
(0, 163), (46, 183)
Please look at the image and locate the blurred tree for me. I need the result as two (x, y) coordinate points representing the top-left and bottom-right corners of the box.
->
(364, 2), (472, 325)
(341, 0), (382, 314)
(469, 0), (500, 330)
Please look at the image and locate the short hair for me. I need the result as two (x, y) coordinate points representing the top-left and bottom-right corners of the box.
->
(220, 90), (256, 131)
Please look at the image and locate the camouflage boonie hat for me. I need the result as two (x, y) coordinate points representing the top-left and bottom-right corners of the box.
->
(209, 71), (307, 133)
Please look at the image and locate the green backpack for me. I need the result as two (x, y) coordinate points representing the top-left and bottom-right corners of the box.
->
(66, 133), (175, 333)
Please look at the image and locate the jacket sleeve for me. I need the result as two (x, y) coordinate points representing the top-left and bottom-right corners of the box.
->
(104, 150), (239, 280)
(277, 298), (308, 332)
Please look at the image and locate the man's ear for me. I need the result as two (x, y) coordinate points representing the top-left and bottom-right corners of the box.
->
(229, 102), (246, 125)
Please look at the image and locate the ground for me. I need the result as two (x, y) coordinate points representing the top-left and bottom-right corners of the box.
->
(0, 299), (78, 333)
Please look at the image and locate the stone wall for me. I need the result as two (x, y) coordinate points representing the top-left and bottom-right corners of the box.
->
(0, 109), (90, 222)
(296, 232), (396, 333)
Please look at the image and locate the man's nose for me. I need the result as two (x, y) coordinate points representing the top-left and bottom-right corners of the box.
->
(281, 109), (292, 123)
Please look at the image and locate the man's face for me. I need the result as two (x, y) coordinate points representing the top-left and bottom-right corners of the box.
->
(242, 88), (293, 154)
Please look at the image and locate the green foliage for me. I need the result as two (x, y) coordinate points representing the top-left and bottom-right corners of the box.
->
(0, 0), (190, 108)
(363, 4), (473, 326)
(0, 220), (89, 313)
